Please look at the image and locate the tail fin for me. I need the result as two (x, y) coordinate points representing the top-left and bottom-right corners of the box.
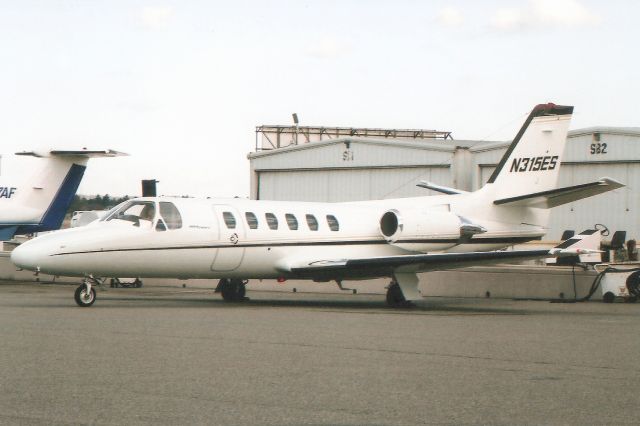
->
(485, 103), (573, 200)
(0, 149), (125, 239)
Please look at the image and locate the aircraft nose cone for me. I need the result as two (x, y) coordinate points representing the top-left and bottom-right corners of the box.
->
(10, 242), (40, 271)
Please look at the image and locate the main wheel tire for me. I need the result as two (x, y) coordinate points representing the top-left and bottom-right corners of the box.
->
(603, 291), (615, 303)
(236, 281), (246, 300)
(74, 285), (96, 307)
(386, 282), (406, 307)
(220, 279), (233, 301)
(220, 279), (246, 302)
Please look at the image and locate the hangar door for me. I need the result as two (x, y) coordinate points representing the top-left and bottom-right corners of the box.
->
(548, 163), (638, 240)
(479, 166), (496, 188)
(258, 166), (452, 202)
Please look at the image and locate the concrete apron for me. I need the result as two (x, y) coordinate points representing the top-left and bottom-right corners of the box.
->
(0, 251), (597, 300)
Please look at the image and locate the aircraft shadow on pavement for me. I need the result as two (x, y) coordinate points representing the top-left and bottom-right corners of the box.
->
(91, 291), (528, 315)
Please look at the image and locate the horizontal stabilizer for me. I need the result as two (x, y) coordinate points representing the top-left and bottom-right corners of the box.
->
(548, 229), (602, 257)
(493, 177), (624, 208)
(16, 149), (127, 158)
(416, 181), (467, 195)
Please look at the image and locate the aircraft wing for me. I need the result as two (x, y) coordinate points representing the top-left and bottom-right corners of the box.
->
(286, 249), (551, 280)
(285, 229), (602, 281)
(493, 177), (624, 208)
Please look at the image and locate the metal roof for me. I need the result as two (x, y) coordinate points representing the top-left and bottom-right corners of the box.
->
(248, 136), (464, 159)
(568, 127), (640, 138)
(248, 127), (640, 159)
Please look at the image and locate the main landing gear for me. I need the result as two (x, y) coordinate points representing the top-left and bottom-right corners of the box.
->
(74, 276), (103, 307)
(386, 282), (414, 308)
(386, 273), (421, 308)
(217, 279), (248, 302)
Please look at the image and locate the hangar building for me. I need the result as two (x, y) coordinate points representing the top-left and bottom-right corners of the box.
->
(248, 125), (639, 241)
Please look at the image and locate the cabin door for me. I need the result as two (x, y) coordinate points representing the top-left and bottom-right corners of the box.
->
(210, 205), (246, 272)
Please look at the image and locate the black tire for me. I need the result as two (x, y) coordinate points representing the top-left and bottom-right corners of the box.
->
(626, 271), (640, 298)
(220, 279), (246, 302)
(603, 291), (615, 303)
(386, 282), (406, 307)
(220, 279), (233, 301)
(74, 285), (96, 307)
(237, 281), (246, 299)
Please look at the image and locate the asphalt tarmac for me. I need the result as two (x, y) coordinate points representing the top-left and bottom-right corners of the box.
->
(1, 282), (639, 425)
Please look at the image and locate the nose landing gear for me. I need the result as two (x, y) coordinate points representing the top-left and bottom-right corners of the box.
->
(74, 276), (102, 307)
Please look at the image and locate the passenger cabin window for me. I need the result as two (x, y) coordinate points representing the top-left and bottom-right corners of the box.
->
(306, 214), (318, 231)
(265, 213), (278, 230)
(326, 215), (339, 231)
(245, 212), (258, 229)
(285, 213), (298, 230)
(223, 211), (236, 229)
(159, 202), (182, 230)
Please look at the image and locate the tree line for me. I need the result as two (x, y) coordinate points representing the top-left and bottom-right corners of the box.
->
(67, 194), (130, 214)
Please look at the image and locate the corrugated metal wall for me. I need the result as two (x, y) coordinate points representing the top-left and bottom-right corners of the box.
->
(252, 138), (456, 201)
(258, 166), (452, 202)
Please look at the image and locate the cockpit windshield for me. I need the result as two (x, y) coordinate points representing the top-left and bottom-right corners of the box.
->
(102, 200), (182, 231)
(104, 201), (156, 228)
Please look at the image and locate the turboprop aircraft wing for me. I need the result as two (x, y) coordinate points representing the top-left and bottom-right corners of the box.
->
(286, 230), (601, 280)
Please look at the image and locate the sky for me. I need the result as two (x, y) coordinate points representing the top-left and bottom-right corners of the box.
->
(0, 0), (638, 198)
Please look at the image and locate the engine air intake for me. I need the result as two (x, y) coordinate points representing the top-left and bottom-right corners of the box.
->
(378, 208), (463, 253)
(380, 210), (400, 238)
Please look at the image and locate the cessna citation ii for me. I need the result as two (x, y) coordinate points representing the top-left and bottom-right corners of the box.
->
(11, 104), (623, 307)
(0, 149), (124, 241)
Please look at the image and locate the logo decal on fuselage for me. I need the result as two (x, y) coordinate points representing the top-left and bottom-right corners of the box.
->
(510, 156), (558, 173)
(230, 233), (239, 245)
(0, 187), (17, 198)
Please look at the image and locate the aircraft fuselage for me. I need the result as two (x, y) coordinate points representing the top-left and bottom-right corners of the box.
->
(11, 193), (546, 280)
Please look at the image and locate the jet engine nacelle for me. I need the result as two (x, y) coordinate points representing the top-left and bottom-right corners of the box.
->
(379, 208), (464, 252)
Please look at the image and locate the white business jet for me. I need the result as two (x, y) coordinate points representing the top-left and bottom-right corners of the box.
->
(0, 149), (125, 241)
(11, 104), (622, 307)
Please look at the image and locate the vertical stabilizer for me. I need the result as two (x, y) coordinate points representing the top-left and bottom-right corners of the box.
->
(0, 149), (125, 239)
(485, 103), (573, 200)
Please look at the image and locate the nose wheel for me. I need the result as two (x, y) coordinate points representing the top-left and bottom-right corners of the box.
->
(74, 284), (96, 307)
(74, 276), (101, 307)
